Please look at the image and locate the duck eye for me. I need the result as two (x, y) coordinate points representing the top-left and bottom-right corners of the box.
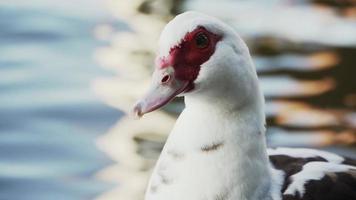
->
(195, 32), (209, 49)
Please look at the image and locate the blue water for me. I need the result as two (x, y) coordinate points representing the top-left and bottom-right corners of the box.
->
(0, 2), (123, 200)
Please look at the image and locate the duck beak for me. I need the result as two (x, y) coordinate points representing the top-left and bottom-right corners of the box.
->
(133, 67), (190, 117)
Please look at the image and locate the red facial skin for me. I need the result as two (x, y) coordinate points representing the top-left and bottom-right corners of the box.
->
(133, 27), (222, 117)
(158, 27), (222, 92)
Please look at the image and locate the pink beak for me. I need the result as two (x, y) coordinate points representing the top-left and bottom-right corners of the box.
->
(133, 67), (190, 117)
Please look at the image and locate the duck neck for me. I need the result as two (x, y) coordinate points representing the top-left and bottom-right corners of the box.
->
(169, 92), (272, 199)
(183, 91), (268, 160)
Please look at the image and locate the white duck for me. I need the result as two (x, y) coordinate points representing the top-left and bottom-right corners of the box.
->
(133, 11), (356, 200)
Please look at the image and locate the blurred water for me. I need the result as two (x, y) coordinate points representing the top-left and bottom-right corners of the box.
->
(0, 1), (123, 200)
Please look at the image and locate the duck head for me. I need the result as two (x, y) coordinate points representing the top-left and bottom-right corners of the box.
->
(133, 11), (261, 117)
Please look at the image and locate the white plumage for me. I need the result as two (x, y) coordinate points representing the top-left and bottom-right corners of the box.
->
(133, 11), (356, 200)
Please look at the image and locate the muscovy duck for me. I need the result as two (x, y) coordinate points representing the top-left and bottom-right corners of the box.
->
(133, 11), (356, 200)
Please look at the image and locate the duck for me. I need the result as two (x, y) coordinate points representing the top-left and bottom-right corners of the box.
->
(133, 11), (356, 200)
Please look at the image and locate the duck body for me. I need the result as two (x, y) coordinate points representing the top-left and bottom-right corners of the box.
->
(145, 101), (356, 200)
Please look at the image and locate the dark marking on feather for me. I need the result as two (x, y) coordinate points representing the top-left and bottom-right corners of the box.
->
(158, 170), (172, 185)
(201, 141), (224, 152)
(160, 174), (171, 184)
(149, 172), (172, 193)
(150, 184), (158, 193)
(270, 154), (356, 200)
(269, 155), (327, 192)
(343, 157), (356, 166)
(283, 171), (356, 200)
(167, 149), (184, 160)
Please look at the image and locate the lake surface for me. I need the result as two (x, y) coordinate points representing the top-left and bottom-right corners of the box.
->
(0, 1), (123, 199)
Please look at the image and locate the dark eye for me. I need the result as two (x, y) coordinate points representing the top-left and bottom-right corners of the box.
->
(195, 32), (209, 49)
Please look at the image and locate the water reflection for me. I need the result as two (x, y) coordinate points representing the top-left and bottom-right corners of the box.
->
(0, 1), (122, 200)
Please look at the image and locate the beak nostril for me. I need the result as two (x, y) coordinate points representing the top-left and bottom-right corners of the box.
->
(161, 74), (171, 84)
